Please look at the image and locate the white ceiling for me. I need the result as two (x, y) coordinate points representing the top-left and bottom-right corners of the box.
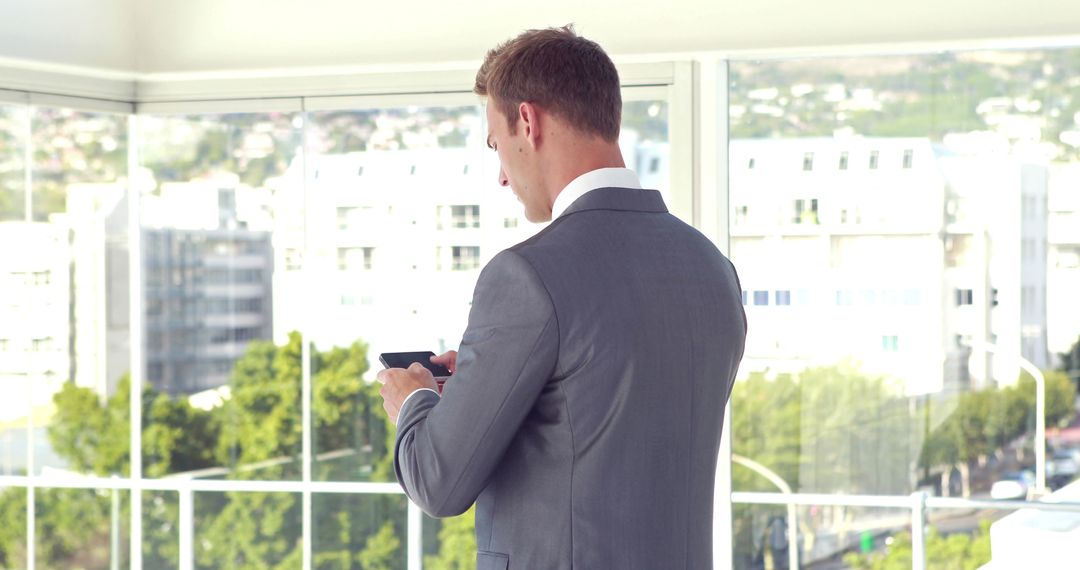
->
(3, 0), (1080, 75)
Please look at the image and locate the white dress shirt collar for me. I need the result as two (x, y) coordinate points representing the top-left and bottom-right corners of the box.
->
(550, 167), (642, 220)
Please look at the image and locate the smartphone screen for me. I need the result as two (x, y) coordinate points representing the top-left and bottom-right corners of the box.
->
(378, 351), (452, 378)
(379, 351), (450, 394)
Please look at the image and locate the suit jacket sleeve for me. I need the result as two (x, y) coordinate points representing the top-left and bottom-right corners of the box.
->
(393, 250), (559, 517)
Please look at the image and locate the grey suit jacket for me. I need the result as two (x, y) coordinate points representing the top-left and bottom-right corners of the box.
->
(394, 187), (746, 569)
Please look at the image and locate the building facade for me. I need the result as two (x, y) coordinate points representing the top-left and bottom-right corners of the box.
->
(729, 137), (1049, 394)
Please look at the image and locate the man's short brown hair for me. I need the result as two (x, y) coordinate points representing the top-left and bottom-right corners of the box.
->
(475, 25), (621, 143)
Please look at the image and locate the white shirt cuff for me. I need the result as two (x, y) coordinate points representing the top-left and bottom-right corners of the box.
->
(397, 388), (440, 427)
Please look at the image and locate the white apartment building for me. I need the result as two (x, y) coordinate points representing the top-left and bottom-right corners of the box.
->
(0, 221), (71, 420)
(1048, 163), (1080, 371)
(67, 182), (130, 398)
(938, 152), (1050, 381)
(269, 148), (534, 369)
(269, 135), (671, 371)
(729, 137), (1049, 394)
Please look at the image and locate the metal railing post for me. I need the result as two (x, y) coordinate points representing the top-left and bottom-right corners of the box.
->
(911, 491), (928, 570)
(180, 487), (194, 570)
(732, 454), (798, 570)
(110, 476), (120, 570)
(407, 501), (422, 570)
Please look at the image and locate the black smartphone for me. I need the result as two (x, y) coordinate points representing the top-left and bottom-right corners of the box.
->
(378, 351), (452, 378)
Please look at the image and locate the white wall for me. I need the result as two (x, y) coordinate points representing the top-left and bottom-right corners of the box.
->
(0, 0), (133, 72)
(130, 0), (1080, 73)
(3, 0), (1080, 75)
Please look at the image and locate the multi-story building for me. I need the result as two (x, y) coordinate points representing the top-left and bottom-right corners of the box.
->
(1048, 163), (1080, 373)
(0, 221), (71, 418)
(729, 137), (1048, 394)
(269, 137), (671, 371)
(937, 151), (1049, 382)
(67, 182), (130, 397)
(269, 148), (533, 368)
(68, 179), (274, 396)
(142, 226), (273, 394)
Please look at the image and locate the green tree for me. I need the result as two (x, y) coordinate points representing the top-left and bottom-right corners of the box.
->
(424, 507), (477, 570)
(919, 370), (1078, 498)
(198, 332), (409, 570)
(1060, 336), (1080, 390)
(844, 520), (992, 570)
(732, 365), (913, 496)
(0, 331), (434, 569)
(356, 522), (401, 570)
(730, 365), (916, 565)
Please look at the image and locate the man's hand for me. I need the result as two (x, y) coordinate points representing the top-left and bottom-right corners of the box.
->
(377, 363), (439, 424)
(431, 350), (458, 374)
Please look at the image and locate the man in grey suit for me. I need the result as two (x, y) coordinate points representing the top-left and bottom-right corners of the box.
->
(377, 25), (746, 569)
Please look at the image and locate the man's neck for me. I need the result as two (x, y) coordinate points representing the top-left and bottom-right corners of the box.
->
(544, 141), (626, 209)
(549, 167), (642, 221)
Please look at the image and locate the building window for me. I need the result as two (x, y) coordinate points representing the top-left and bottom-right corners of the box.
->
(748, 158), (756, 169)
(836, 289), (855, 306)
(955, 288), (974, 306)
(451, 205), (480, 229)
(284, 248), (303, 271)
(649, 157), (661, 173)
(234, 298), (262, 312)
(794, 199), (819, 224)
(882, 335), (900, 352)
(839, 151), (849, 170)
(32, 338), (52, 352)
(337, 206), (375, 231)
(439, 205), (481, 229)
(0, 339), (8, 352)
(803, 152), (814, 171)
(945, 235), (973, 268)
(209, 327), (262, 344)
(869, 150), (879, 169)
(452, 246), (481, 271)
(775, 290), (792, 306)
(735, 205), (749, 225)
(753, 290), (769, 306)
(337, 207), (353, 230)
(742, 290), (749, 305)
(338, 247), (374, 271)
(206, 268), (263, 284)
(902, 149), (914, 169)
(504, 217), (518, 229)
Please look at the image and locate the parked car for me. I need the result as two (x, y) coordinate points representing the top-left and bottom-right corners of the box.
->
(991, 470), (1035, 500)
(1048, 450), (1079, 489)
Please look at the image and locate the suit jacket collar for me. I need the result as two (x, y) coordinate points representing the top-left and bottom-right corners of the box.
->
(560, 187), (669, 217)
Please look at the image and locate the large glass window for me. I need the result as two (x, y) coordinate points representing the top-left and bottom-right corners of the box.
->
(0, 103), (25, 221)
(622, 99), (670, 197)
(729, 48), (1080, 568)
(0, 102), (130, 567)
(0, 80), (673, 568)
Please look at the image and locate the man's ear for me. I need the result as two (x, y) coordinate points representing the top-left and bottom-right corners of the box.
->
(518, 101), (542, 149)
